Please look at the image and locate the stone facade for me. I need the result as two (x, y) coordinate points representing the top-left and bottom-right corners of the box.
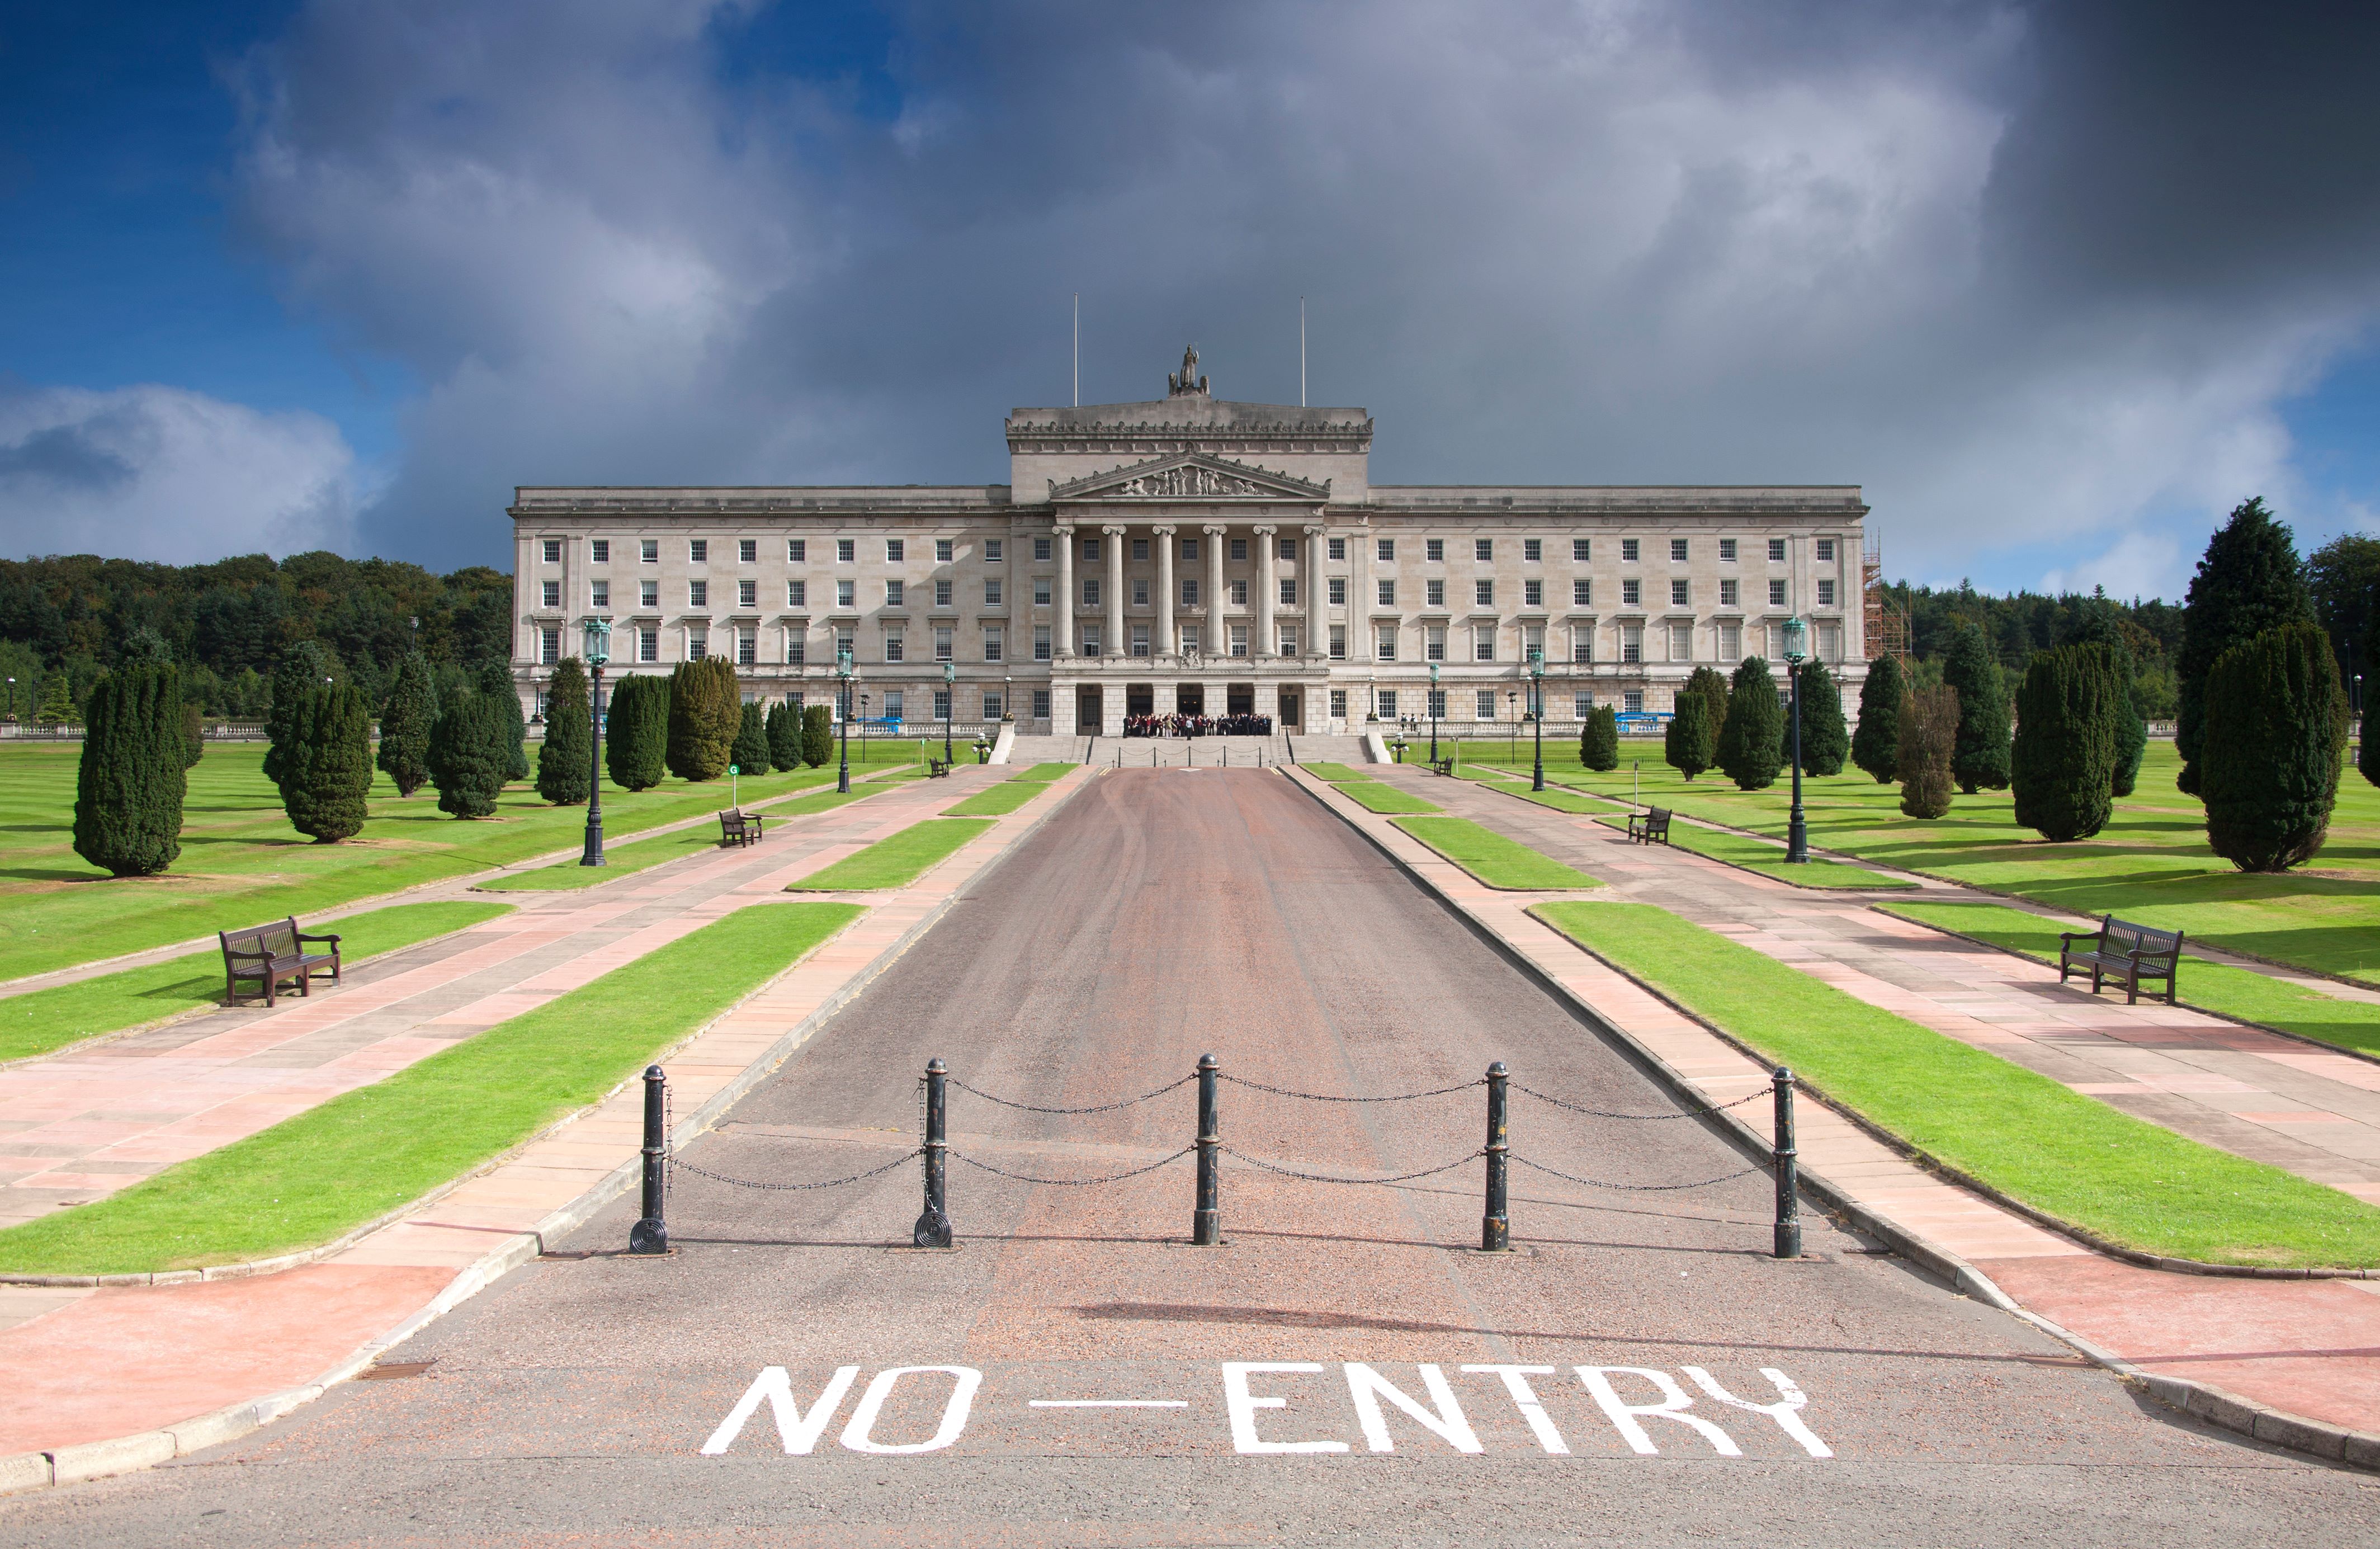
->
(511, 359), (1867, 737)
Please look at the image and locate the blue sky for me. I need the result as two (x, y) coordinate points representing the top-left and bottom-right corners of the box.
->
(3, 1), (2376, 598)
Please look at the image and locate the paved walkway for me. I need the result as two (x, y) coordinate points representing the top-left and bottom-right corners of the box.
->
(0, 769), (1000, 1231)
(1373, 766), (2380, 1207)
(1295, 767), (2380, 1448)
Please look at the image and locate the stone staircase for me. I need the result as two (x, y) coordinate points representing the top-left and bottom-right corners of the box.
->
(1003, 731), (1373, 769)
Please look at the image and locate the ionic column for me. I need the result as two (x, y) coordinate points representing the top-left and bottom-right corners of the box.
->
(1253, 524), (1278, 657)
(1203, 525), (1228, 658)
(1154, 523), (1177, 657)
(1102, 523), (1126, 657)
(1054, 523), (1075, 657)
(1304, 522), (1326, 659)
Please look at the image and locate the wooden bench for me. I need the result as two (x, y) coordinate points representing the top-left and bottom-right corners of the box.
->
(220, 917), (341, 1007)
(718, 810), (766, 848)
(927, 758), (952, 778)
(1427, 757), (1456, 777)
(2059, 915), (2183, 1005)
(1627, 807), (1673, 845)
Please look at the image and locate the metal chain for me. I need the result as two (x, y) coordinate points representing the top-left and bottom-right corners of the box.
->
(1217, 1074), (1485, 1104)
(948, 1074), (1194, 1115)
(1510, 1082), (1769, 1122)
(1220, 1144), (1485, 1186)
(1508, 1154), (1763, 1192)
(947, 1146), (1194, 1187)
(670, 1149), (922, 1192)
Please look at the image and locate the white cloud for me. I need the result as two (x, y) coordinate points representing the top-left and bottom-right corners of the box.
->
(0, 385), (361, 563)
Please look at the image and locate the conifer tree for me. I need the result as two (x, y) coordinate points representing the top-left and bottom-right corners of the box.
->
(1796, 657), (1848, 776)
(2202, 621), (2346, 872)
(1942, 624), (2011, 794)
(2363, 621), (2380, 791)
(1897, 683), (1959, 820)
(476, 659), (528, 782)
(766, 700), (802, 772)
(34, 672), (77, 726)
(264, 641), (336, 792)
(2010, 644), (2121, 842)
(1851, 653), (1905, 782)
(800, 702), (835, 768)
(666, 658), (739, 781)
(605, 674), (668, 792)
(429, 695), (511, 819)
(733, 700), (770, 778)
(72, 664), (186, 876)
(2070, 612), (2148, 797)
(537, 658), (592, 805)
(284, 682), (374, 842)
(1715, 657), (1784, 790)
(1579, 705), (1619, 771)
(1678, 667), (1730, 769)
(1665, 693), (1713, 780)
(2176, 497), (2314, 795)
(377, 652), (439, 797)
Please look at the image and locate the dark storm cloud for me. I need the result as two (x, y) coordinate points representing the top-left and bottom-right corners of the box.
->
(0, 422), (138, 490)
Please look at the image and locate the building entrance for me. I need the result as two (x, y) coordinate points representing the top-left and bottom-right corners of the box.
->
(1227, 683), (1254, 717)
(1278, 689), (1301, 729)
(1125, 684), (1154, 719)
(1175, 683), (1205, 716)
(1076, 686), (1103, 735)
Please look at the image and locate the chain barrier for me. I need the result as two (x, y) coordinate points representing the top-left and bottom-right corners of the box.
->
(1217, 1074), (1485, 1104)
(1510, 1082), (1768, 1122)
(1220, 1144), (1486, 1187)
(947, 1074), (1194, 1115)
(948, 1146), (1194, 1187)
(1509, 1154), (1763, 1192)
(671, 1149), (922, 1192)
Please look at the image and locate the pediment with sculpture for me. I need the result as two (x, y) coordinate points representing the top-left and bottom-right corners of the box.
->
(1049, 451), (1329, 504)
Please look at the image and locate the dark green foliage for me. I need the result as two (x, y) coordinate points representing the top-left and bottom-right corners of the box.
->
(1665, 693), (1712, 780)
(1715, 658), (1783, 791)
(536, 658), (592, 805)
(476, 659), (528, 781)
(72, 664), (186, 876)
(2202, 621), (2347, 872)
(1679, 667), (1729, 769)
(181, 702), (205, 768)
(1852, 653), (1906, 783)
(1897, 683), (1958, 819)
(2070, 612), (2148, 797)
(284, 683), (374, 843)
(667, 658), (739, 781)
(1796, 657), (1848, 776)
(765, 701), (802, 772)
(263, 641), (337, 791)
(800, 703), (834, 768)
(34, 673), (77, 725)
(2364, 624), (2380, 792)
(2304, 533), (2380, 695)
(2176, 498), (2314, 795)
(731, 700), (770, 777)
(1942, 623), (2011, 794)
(2010, 645), (2122, 842)
(377, 653), (439, 797)
(605, 674), (669, 792)
(428, 695), (512, 819)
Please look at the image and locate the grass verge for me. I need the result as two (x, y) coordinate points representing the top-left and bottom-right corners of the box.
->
(1392, 816), (1599, 890)
(1532, 900), (2380, 1268)
(1590, 816), (1909, 890)
(942, 780), (1049, 817)
(1885, 899), (2380, 1061)
(786, 818), (995, 891)
(0, 901), (516, 1064)
(1013, 762), (1074, 782)
(0, 901), (863, 1273)
(1335, 782), (1444, 816)
(480, 788), (876, 891)
(1300, 762), (1371, 783)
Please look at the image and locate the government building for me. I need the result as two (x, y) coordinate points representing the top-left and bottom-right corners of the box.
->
(509, 350), (1871, 739)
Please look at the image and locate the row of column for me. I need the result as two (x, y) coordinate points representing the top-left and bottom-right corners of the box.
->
(1049, 520), (1329, 660)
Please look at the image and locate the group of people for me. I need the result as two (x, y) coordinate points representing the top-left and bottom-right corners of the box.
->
(1122, 713), (1276, 739)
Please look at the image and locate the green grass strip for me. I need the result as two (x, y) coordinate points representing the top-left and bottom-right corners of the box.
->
(0, 902), (863, 1273)
(1392, 816), (1599, 890)
(1886, 900), (2380, 1061)
(1590, 815), (1908, 891)
(0, 901), (516, 1064)
(1013, 762), (1074, 782)
(481, 788), (876, 891)
(942, 780), (1048, 817)
(1300, 762), (1372, 783)
(1335, 782), (1444, 816)
(1532, 900), (2380, 1268)
(786, 818), (994, 891)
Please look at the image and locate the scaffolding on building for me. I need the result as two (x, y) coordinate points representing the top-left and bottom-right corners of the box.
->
(1864, 531), (1911, 664)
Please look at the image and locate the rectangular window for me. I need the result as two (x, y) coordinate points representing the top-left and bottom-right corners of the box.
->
(639, 628), (658, 663)
(1080, 627), (1100, 655)
(1329, 625), (1347, 660)
(1230, 579), (1248, 605)
(884, 691), (903, 721)
(542, 539), (562, 564)
(1817, 579), (1836, 607)
(1083, 578), (1100, 606)
(837, 579), (856, 608)
(738, 539), (757, 564)
(1424, 538), (1443, 563)
(689, 580), (708, 608)
(1769, 579), (1788, 607)
(1328, 577), (1346, 606)
(1033, 688), (1052, 720)
(1474, 627), (1495, 662)
(1330, 688), (1348, 719)
(1377, 690), (1398, 719)
(1426, 688), (1447, 718)
(1230, 537), (1248, 561)
(541, 579), (561, 608)
(640, 579), (659, 609)
(1720, 623), (1741, 660)
(1768, 539), (1787, 562)
(1720, 579), (1739, 607)
(1671, 539), (1689, 562)
(1816, 538), (1835, 561)
(738, 631), (756, 666)
(1279, 578), (1297, 606)
(1132, 537), (1149, 561)
(1377, 579), (1396, 607)
(936, 579), (953, 607)
(1133, 578), (1149, 607)
(1034, 626), (1051, 661)
(1377, 538), (1395, 561)
(1425, 625), (1446, 662)
(1131, 625), (1150, 657)
(1180, 625), (1200, 655)
(1572, 579), (1593, 606)
(1719, 539), (1736, 562)
(936, 538), (954, 563)
(886, 580), (905, 607)
(838, 538), (856, 563)
(1622, 579), (1641, 606)
(1278, 626), (1298, 655)
(1476, 690), (1496, 719)
(1669, 624), (1692, 661)
(1572, 538), (1590, 561)
(1375, 625), (1396, 662)
(690, 539), (708, 563)
(886, 539), (904, 562)
(1279, 537), (1296, 560)
(1035, 577), (1053, 606)
(591, 539), (610, 563)
(788, 539), (806, 561)
(787, 632), (807, 665)
(591, 581), (608, 608)
(1033, 536), (1052, 561)
(1624, 690), (1644, 715)
(1230, 624), (1249, 658)
(933, 688), (951, 721)
(1524, 579), (1543, 608)
(1328, 537), (1346, 561)
(641, 539), (659, 564)
(884, 631), (904, 663)
(984, 579), (1002, 606)
(934, 626), (953, 662)
(540, 627), (560, 664)
(985, 539), (1003, 561)
(1523, 539), (1542, 563)
(1083, 537), (1099, 561)
(981, 690), (1003, 720)
(984, 625), (1006, 662)
(1475, 579), (1494, 607)
(738, 579), (757, 608)
(1670, 579), (1689, 607)
(1182, 537), (1197, 560)
(1475, 538), (1493, 562)
(1182, 578), (1200, 606)
(688, 636), (708, 661)
(1420, 578), (1441, 608)
(1621, 539), (1640, 563)
(1571, 626), (1594, 664)
(835, 629), (853, 660)
(1574, 692), (1595, 719)
(1622, 626), (1642, 664)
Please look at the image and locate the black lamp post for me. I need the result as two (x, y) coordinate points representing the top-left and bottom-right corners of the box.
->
(835, 646), (853, 794)
(1428, 660), (1441, 763)
(1529, 648), (1546, 792)
(1507, 690), (1518, 762)
(580, 616), (611, 866)
(1782, 616), (1809, 864)
(943, 659), (956, 766)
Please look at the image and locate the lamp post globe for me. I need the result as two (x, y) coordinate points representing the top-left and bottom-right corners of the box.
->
(1528, 648), (1547, 791)
(579, 616), (612, 866)
(835, 647), (854, 794)
(942, 659), (956, 766)
(1781, 616), (1809, 864)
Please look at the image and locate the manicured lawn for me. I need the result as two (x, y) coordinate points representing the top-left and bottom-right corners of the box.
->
(0, 900), (515, 1064)
(1013, 762), (1075, 782)
(0, 902), (863, 1274)
(1335, 782), (1444, 816)
(1392, 816), (1599, 890)
(480, 787), (879, 891)
(1532, 900), (2380, 1268)
(0, 742), (914, 984)
(1300, 762), (1371, 783)
(786, 818), (995, 891)
(942, 778), (1051, 817)
(1885, 899), (2380, 1061)
(1465, 741), (2380, 988)
(1588, 815), (1909, 890)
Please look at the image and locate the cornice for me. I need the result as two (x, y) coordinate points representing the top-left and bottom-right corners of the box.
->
(1049, 451), (1331, 504)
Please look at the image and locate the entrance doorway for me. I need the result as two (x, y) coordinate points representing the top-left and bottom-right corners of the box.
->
(1175, 683), (1205, 716)
(1125, 683), (1154, 719)
(1278, 690), (1301, 729)
(1226, 683), (1254, 717)
(1076, 686), (1103, 734)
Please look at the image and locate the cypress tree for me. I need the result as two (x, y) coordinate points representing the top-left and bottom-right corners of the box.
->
(1715, 657), (1784, 790)
(181, 702), (205, 768)
(1665, 693), (1713, 780)
(2202, 621), (2347, 872)
(1579, 705), (1619, 771)
(667, 658), (739, 781)
(537, 658), (593, 805)
(428, 695), (511, 819)
(1678, 667), (1730, 769)
(1850, 654), (1904, 782)
(766, 701), (802, 772)
(378, 652), (439, 797)
(605, 674), (668, 792)
(801, 703), (835, 768)
(2176, 497), (2314, 795)
(1797, 657), (1848, 776)
(1897, 683), (1959, 820)
(476, 660), (528, 782)
(2070, 612), (2148, 798)
(285, 682), (374, 842)
(72, 664), (186, 876)
(2010, 644), (2121, 842)
(732, 700), (770, 776)
(264, 641), (337, 792)
(1942, 624), (2011, 794)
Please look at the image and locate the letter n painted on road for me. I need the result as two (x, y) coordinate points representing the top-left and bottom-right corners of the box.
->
(701, 1366), (861, 1456)
(1222, 1363), (1350, 1454)
(1343, 1363), (1482, 1454)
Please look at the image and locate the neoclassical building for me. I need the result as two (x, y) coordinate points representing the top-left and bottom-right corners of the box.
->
(511, 351), (1869, 737)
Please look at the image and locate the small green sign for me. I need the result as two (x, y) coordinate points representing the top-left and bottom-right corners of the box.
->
(728, 764), (739, 776)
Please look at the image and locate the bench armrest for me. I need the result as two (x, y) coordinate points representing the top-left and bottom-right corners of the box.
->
(296, 932), (341, 946)
(2057, 931), (2096, 946)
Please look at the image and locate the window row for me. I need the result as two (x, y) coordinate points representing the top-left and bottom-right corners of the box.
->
(1367, 688), (1649, 720)
(541, 537), (1009, 566)
(537, 533), (1845, 568)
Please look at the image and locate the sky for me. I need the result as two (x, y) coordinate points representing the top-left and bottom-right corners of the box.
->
(2, 0), (2376, 601)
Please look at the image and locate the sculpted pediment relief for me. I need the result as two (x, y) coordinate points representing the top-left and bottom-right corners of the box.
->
(1050, 452), (1329, 503)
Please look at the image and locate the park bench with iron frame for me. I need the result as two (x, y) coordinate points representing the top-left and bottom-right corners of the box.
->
(2059, 915), (2183, 1005)
(219, 917), (341, 1007)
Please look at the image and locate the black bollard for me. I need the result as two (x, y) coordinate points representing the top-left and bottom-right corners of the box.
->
(1193, 1054), (1222, 1245)
(1481, 1061), (1510, 1250)
(1772, 1066), (1801, 1259)
(628, 1065), (669, 1254)
(914, 1057), (953, 1248)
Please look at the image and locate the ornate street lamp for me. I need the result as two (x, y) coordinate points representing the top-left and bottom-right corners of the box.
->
(580, 616), (611, 866)
(835, 646), (854, 794)
(1428, 660), (1441, 763)
(1529, 648), (1546, 792)
(943, 659), (957, 766)
(1782, 616), (1810, 864)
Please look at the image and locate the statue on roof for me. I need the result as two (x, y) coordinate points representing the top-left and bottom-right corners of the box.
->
(1167, 344), (1210, 398)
